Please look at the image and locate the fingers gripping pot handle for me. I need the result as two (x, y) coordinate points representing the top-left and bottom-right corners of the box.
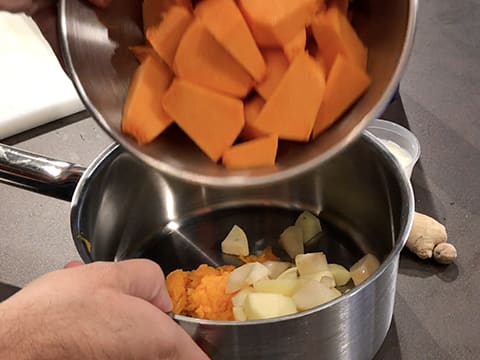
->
(0, 143), (85, 201)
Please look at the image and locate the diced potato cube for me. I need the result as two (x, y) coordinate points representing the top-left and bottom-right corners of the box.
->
(253, 279), (300, 296)
(262, 260), (293, 279)
(231, 287), (254, 307)
(276, 267), (299, 280)
(295, 211), (322, 243)
(350, 254), (380, 286)
(279, 225), (304, 258)
(233, 306), (248, 321)
(292, 280), (341, 311)
(300, 270), (336, 288)
(244, 293), (298, 320)
(221, 225), (249, 256)
(320, 275), (336, 289)
(328, 263), (351, 286)
(226, 262), (270, 293)
(295, 252), (329, 275)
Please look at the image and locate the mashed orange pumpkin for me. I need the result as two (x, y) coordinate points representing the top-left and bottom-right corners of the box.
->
(239, 246), (279, 263)
(166, 264), (235, 320)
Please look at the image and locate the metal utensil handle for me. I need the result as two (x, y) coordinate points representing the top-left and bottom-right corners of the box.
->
(0, 143), (85, 201)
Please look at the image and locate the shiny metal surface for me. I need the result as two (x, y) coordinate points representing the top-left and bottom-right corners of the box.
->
(0, 143), (84, 201)
(69, 133), (413, 360)
(59, 0), (417, 187)
(0, 133), (414, 359)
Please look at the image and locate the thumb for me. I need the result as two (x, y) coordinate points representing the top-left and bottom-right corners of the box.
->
(87, 260), (173, 312)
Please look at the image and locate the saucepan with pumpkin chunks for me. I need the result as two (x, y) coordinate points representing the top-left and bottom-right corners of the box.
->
(59, 0), (417, 186)
(0, 131), (414, 359)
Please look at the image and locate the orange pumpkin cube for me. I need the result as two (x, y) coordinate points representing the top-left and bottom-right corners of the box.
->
(311, 6), (368, 73)
(122, 56), (173, 144)
(195, 0), (266, 82)
(162, 79), (244, 162)
(312, 55), (371, 137)
(222, 135), (278, 169)
(254, 52), (326, 142)
(174, 19), (254, 98)
(146, 5), (193, 68)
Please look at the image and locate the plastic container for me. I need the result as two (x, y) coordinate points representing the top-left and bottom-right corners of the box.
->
(366, 119), (421, 178)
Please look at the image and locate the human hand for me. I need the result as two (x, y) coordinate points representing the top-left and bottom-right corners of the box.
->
(0, 260), (209, 360)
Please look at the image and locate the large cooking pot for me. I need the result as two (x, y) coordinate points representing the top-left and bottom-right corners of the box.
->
(59, 0), (417, 187)
(0, 133), (413, 359)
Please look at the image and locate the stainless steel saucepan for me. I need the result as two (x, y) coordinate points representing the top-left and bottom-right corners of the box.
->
(0, 133), (414, 359)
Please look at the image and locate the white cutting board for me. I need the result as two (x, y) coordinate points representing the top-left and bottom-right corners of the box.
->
(0, 12), (84, 140)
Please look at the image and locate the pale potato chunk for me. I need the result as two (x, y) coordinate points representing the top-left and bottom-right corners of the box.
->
(328, 263), (352, 286)
(295, 211), (322, 243)
(253, 279), (300, 296)
(276, 267), (299, 280)
(350, 254), (380, 286)
(233, 306), (247, 321)
(320, 275), (336, 289)
(226, 262), (270, 293)
(262, 260), (292, 279)
(295, 252), (329, 275)
(244, 293), (297, 320)
(299, 270), (334, 282)
(292, 280), (341, 311)
(221, 225), (249, 256)
(279, 225), (304, 258)
(299, 270), (336, 288)
(231, 287), (254, 307)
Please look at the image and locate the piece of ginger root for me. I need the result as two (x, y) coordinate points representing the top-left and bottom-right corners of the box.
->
(406, 212), (457, 264)
(433, 243), (457, 264)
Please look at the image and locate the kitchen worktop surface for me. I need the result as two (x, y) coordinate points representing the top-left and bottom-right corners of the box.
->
(1, 0), (479, 358)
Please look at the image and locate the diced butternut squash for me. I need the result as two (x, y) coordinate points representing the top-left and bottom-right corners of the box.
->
(176, 0), (193, 10)
(142, 0), (193, 31)
(313, 51), (327, 75)
(244, 96), (265, 125)
(238, 0), (322, 47)
(195, 0), (266, 82)
(254, 52), (326, 142)
(162, 79), (244, 162)
(312, 55), (371, 138)
(128, 45), (156, 63)
(222, 135), (278, 169)
(126, 0), (372, 169)
(283, 28), (307, 63)
(255, 50), (289, 100)
(174, 19), (254, 98)
(329, 0), (349, 14)
(311, 6), (368, 73)
(122, 56), (173, 144)
(146, 6), (193, 68)
(240, 96), (267, 140)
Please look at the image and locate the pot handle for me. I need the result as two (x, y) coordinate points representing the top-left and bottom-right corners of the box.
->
(0, 143), (85, 201)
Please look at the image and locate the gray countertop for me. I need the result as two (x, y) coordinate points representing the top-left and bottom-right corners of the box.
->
(1, 0), (479, 358)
